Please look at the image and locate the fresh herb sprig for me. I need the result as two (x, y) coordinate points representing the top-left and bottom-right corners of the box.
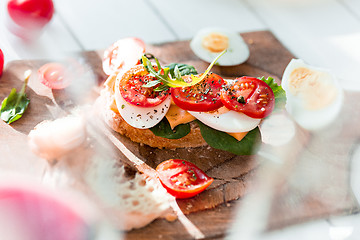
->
(142, 49), (226, 91)
(1, 70), (31, 124)
(166, 63), (198, 78)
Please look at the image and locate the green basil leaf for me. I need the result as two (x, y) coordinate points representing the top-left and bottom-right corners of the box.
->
(1, 70), (31, 124)
(166, 63), (198, 78)
(259, 76), (287, 110)
(150, 117), (191, 139)
(1, 88), (30, 124)
(196, 120), (261, 155)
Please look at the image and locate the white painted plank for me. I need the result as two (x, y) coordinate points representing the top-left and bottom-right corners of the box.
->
(350, 143), (360, 203)
(328, 214), (360, 240)
(246, 0), (360, 90)
(342, 0), (360, 18)
(259, 220), (331, 240)
(0, 1), (81, 64)
(53, 0), (177, 50)
(148, 0), (266, 40)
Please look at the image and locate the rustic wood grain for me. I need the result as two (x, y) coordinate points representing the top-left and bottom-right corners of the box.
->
(0, 31), (358, 240)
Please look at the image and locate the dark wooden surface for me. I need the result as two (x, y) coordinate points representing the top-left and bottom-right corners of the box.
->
(0, 31), (358, 240)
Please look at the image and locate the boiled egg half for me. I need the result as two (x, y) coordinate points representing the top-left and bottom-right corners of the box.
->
(189, 106), (260, 133)
(281, 59), (344, 131)
(190, 28), (250, 66)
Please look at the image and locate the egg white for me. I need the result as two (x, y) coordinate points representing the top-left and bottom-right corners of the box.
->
(281, 59), (344, 131)
(114, 78), (171, 129)
(188, 109), (260, 133)
(190, 27), (250, 66)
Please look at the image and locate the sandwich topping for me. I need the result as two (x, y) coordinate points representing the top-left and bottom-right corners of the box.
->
(103, 41), (286, 155)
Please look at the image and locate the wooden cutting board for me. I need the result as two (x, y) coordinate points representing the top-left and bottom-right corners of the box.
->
(0, 31), (359, 239)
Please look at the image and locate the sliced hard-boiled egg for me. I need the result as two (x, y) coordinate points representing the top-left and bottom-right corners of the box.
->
(190, 28), (250, 66)
(114, 77), (171, 129)
(188, 106), (261, 133)
(281, 59), (344, 131)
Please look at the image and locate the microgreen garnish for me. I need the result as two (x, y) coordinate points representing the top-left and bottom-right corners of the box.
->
(142, 49), (226, 91)
(1, 70), (31, 124)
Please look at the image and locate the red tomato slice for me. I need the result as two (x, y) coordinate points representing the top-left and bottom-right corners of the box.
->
(119, 65), (169, 107)
(156, 159), (214, 199)
(0, 49), (4, 77)
(7, 0), (54, 29)
(38, 62), (71, 89)
(103, 37), (145, 76)
(170, 73), (225, 112)
(221, 76), (275, 118)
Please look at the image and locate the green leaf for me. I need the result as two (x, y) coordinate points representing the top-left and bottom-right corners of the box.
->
(150, 117), (191, 139)
(259, 76), (287, 110)
(141, 55), (176, 88)
(0, 71), (31, 124)
(188, 49), (226, 86)
(196, 120), (261, 155)
(165, 63), (198, 78)
(1, 88), (30, 124)
(142, 50), (226, 89)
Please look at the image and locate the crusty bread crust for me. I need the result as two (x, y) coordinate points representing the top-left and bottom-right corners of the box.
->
(98, 87), (207, 149)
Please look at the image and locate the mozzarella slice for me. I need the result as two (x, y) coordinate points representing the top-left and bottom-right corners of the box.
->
(188, 107), (260, 133)
(114, 79), (171, 129)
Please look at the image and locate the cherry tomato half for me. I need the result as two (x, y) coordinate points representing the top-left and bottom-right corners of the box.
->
(170, 73), (225, 112)
(103, 37), (145, 76)
(221, 76), (275, 119)
(7, 0), (54, 29)
(0, 49), (4, 77)
(38, 62), (71, 89)
(119, 65), (169, 107)
(156, 159), (214, 199)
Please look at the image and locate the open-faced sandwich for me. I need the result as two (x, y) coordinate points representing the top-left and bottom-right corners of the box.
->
(97, 38), (286, 156)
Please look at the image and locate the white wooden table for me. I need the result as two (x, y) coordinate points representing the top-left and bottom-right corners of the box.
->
(1, 0), (360, 239)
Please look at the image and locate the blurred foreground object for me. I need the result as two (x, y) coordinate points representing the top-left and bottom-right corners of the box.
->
(102, 37), (145, 76)
(28, 114), (87, 160)
(6, 0), (54, 40)
(38, 62), (71, 89)
(0, 49), (4, 77)
(0, 179), (120, 240)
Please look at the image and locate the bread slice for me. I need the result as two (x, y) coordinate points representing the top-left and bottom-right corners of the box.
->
(96, 73), (240, 172)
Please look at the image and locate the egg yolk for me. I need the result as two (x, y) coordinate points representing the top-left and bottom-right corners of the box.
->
(288, 67), (338, 110)
(202, 33), (229, 53)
